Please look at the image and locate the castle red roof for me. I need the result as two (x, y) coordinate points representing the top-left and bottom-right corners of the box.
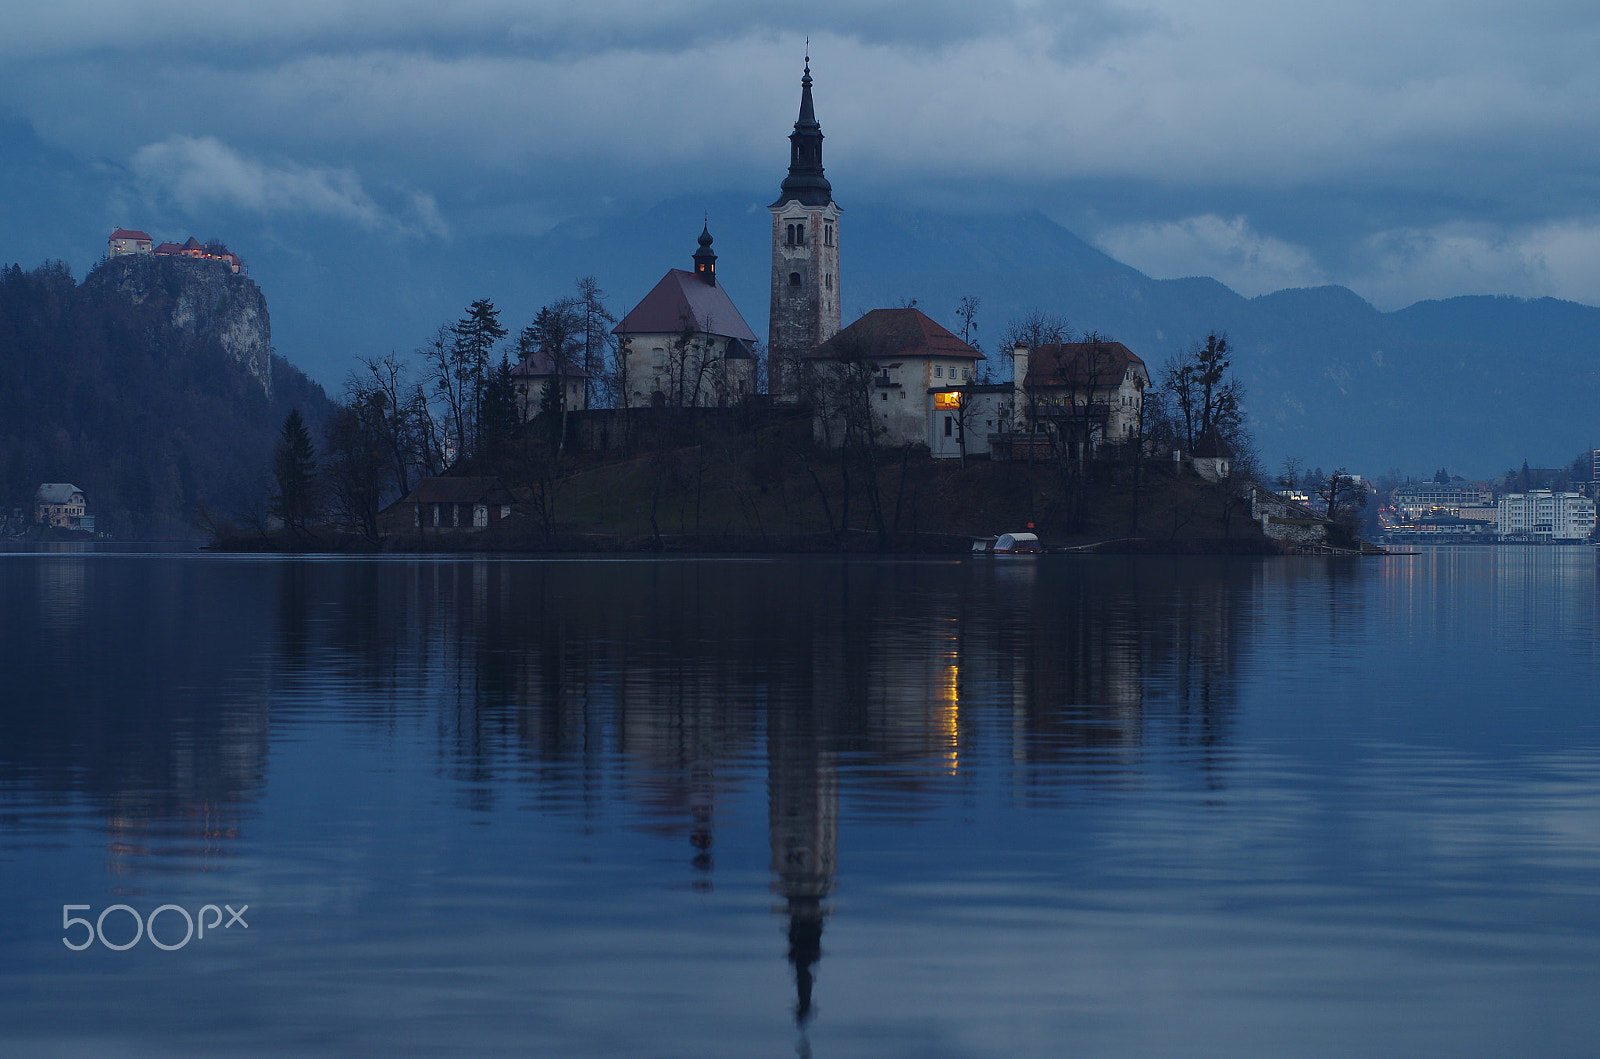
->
(807, 307), (983, 361)
(109, 228), (152, 242)
(612, 270), (758, 343)
(1024, 341), (1145, 389)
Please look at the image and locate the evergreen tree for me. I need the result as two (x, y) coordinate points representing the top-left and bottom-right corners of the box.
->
(272, 409), (319, 532)
(451, 298), (508, 452)
(478, 357), (522, 467)
(520, 299), (584, 454)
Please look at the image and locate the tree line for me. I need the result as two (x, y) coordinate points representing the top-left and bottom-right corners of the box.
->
(275, 278), (626, 541)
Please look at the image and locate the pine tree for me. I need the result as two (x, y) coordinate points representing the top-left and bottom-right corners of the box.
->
(450, 298), (508, 453)
(272, 409), (319, 532)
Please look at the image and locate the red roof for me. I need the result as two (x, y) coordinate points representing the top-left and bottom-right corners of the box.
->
(153, 242), (183, 254)
(512, 350), (591, 378)
(1024, 341), (1146, 389)
(109, 228), (152, 242)
(807, 307), (984, 361)
(613, 270), (757, 343)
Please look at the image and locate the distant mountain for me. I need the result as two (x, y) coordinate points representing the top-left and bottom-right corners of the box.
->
(0, 256), (331, 537)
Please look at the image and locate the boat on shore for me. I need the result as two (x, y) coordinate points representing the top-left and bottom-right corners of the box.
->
(972, 532), (1043, 556)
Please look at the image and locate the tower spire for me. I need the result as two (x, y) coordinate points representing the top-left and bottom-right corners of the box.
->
(767, 53), (841, 400)
(774, 54), (830, 208)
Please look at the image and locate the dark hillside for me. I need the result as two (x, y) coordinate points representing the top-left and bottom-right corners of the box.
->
(0, 258), (332, 537)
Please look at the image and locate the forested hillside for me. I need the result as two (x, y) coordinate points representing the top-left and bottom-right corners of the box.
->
(0, 258), (330, 537)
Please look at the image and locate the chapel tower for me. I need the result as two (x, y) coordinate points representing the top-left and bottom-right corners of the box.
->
(767, 56), (841, 399)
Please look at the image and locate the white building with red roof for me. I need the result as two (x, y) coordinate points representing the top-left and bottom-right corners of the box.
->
(1014, 339), (1150, 445)
(805, 307), (987, 450)
(612, 226), (759, 408)
(108, 228), (153, 256)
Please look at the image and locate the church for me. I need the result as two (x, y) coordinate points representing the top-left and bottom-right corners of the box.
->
(611, 224), (759, 408)
(606, 57), (1148, 461)
(611, 57), (841, 410)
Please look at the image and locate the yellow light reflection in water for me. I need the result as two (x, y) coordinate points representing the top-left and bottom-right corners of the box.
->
(939, 661), (960, 774)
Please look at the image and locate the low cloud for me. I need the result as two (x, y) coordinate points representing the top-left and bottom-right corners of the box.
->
(1349, 220), (1600, 309)
(130, 135), (447, 238)
(1092, 214), (1326, 296)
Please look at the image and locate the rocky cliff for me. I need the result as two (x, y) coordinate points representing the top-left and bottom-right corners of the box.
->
(86, 255), (272, 396)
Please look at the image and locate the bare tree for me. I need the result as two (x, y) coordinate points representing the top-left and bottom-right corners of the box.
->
(322, 397), (388, 543)
(1003, 310), (1072, 439)
(955, 296), (980, 349)
(350, 353), (439, 498)
(419, 324), (468, 466)
(1319, 468), (1368, 530)
(1161, 333), (1245, 457)
(574, 276), (616, 408)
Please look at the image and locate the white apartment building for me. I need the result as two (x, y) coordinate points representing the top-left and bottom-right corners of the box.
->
(1496, 490), (1597, 541)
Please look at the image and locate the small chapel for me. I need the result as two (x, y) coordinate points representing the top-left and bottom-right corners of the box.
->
(611, 225), (760, 408)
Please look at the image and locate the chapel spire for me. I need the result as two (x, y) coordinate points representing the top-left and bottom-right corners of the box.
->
(693, 221), (717, 285)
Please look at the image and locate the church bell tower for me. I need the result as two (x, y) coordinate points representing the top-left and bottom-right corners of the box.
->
(767, 56), (841, 399)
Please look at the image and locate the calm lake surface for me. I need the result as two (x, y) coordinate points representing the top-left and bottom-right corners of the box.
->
(2, 546), (1599, 1057)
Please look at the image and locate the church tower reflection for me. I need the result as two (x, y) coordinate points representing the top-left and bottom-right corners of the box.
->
(767, 696), (838, 1026)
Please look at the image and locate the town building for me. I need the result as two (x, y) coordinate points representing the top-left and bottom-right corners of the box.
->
(804, 307), (984, 448)
(1496, 490), (1597, 541)
(612, 227), (759, 408)
(767, 58), (841, 400)
(35, 483), (89, 529)
(1394, 483), (1494, 519)
(1384, 513), (1496, 542)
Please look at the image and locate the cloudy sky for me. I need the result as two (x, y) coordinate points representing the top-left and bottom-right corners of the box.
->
(4, 1), (1600, 344)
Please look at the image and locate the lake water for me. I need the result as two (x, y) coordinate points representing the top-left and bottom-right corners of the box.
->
(2, 546), (1599, 1057)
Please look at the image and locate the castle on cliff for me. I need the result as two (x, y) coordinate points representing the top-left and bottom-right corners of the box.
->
(108, 229), (244, 274)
